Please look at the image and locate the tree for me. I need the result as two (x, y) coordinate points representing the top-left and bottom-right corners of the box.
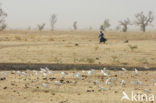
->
(37, 23), (45, 31)
(116, 25), (121, 31)
(0, 4), (7, 31)
(73, 21), (77, 30)
(119, 18), (131, 32)
(100, 19), (111, 31)
(135, 11), (154, 32)
(50, 14), (57, 31)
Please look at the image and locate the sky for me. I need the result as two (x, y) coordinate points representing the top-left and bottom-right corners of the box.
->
(0, 0), (156, 30)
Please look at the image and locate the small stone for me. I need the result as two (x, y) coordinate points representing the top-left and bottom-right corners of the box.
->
(3, 87), (7, 89)
(87, 90), (91, 92)
(75, 43), (79, 46)
(114, 91), (118, 93)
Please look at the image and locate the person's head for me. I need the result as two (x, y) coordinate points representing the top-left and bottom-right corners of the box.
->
(100, 31), (103, 33)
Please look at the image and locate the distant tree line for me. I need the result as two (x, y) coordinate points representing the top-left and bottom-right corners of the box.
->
(100, 11), (154, 32)
(0, 4), (7, 31)
(0, 3), (154, 32)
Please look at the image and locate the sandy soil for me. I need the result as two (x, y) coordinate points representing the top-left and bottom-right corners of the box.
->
(0, 69), (156, 103)
(0, 31), (156, 67)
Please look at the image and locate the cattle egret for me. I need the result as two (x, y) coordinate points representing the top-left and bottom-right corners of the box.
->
(54, 81), (62, 85)
(103, 72), (109, 77)
(40, 68), (46, 72)
(61, 72), (67, 77)
(82, 70), (86, 73)
(135, 68), (139, 75)
(22, 72), (28, 76)
(45, 67), (50, 71)
(106, 78), (111, 85)
(121, 80), (126, 85)
(101, 70), (104, 74)
(88, 70), (94, 75)
(100, 87), (108, 91)
(75, 72), (82, 79)
(43, 72), (48, 77)
(42, 83), (49, 88)
(17, 71), (22, 75)
(122, 68), (127, 71)
(94, 80), (101, 85)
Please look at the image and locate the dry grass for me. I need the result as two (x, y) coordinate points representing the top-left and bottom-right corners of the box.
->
(0, 70), (156, 103)
(0, 30), (156, 67)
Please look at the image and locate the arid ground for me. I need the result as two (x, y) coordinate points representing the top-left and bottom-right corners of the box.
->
(0, 69), (156, 103)
(0, 30), (156, 103)
(0, 30), (156, 67)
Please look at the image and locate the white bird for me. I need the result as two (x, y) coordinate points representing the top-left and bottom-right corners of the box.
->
(94, 80), (101, 85)
(34, 71), (39, 77)
(74, 72), (82, 79)
(137, 80), (146, 86)
(103, 72), (109, 77)
(82, 70), (86, 73)
(45, 67), (50, 71)
(100, 87), (109, 91)
(42, 72), (48, 77)
(122, 68), (127, 71)
(88, 70), (94, 75)
(48, 71), (54, 75)
(135, 68), (139, 75)
(16, 71), (22, 75)
(61, 72), (67, 77)
(42, 83), (49, 88)
(101, 70), (104, 74)
(106, 78), (111, 85)
(40, 68), (46, 72)
(121, 80), (126, 85)
(22, 72), (28, 76)
(103, 68), (106, 71)
(54, 81), (62, 85)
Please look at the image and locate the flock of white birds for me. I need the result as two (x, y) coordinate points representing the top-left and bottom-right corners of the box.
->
(0, 67), (156, 94)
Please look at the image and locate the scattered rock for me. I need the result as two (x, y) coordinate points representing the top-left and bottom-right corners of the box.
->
(87, 90), (91, 92)
(114, 91), (118, 93)
(124, 40), (129, 43)
(49, 77), (56, 81)
(51, 93), (55, 95)
(43, 78), (47, 80)
(3, 87), (7, 89)
(60, 80), (64, 83)
(75, 43), (79, 46)
(0, 77), (6, 81)
(96, 57), (99, 60)
(77, 93), (81, 95)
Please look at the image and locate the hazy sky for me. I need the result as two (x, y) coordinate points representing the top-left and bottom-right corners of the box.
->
(1, 0), (156, 30)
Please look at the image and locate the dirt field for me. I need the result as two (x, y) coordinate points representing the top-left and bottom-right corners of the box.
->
(0, 30), (156, 67)
(0, 69), (156, 103)
(0, 31), (156, 103)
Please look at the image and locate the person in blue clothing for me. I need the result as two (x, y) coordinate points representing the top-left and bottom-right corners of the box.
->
(99, 31), (107, 43)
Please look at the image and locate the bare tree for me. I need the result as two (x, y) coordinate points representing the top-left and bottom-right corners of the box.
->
(73, 21), (77, 30)
(135, 11), (154, 32)
(50, 14), (57, 31)
(37, 23), (45, 31)
(119, 18), (131, 32)
(0, 4), (7, 31)
(100, 19), (111, 31)
(116, 25), (121, 31)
